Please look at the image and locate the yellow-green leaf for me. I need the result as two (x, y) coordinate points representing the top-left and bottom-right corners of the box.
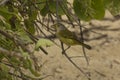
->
(35, 38), (53, 50)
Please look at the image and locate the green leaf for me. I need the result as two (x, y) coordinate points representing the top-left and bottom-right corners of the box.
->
(37, 0), (47, 10)
(17, 30), (33, 44)
(35, 38), (53, 50)
(24, 19), (35, 34)
(23, 58), (31, 69)
(28, 5), (38, 21)
(0, 53), (4, 61)
(19, 47), (30, 59)
(91, 0), (105, 19)
(0, 19), (11, 29)
(23, 58), (41, 77)
(9, 56), (20, 66)
(48, 0), (66, 15)
(28, 60), (41, 77)
(0, 7), (13, 20)
(0, 7), (21, 21)
(0, 37), (14, 50)
(30, 68), (41, 77)
(103, 0), (112, 7)
(0, 63), (11, 79)
(73, 0), (92, 21)
(40, 4), (49, 16)
(73, 0), (105, 21)
(0, 63), (10, 73)
(105, 0), (120, 15)
(22, 52), (29, 58)
(40, 0), (67, 16)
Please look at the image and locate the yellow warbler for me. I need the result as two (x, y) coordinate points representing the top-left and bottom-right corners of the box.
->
(52, 23), (92, 50)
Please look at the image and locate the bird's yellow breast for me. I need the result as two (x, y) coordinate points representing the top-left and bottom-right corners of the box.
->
(56, 34), (80, 46)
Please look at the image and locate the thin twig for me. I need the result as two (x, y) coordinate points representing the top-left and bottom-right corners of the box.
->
(69, 56), (89, 58)
(60, 42), (90, 78)
(78, 20), (89, 65)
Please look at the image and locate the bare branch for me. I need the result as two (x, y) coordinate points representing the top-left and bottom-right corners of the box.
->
(0, 0), (9, 5)
(78, 20), (90, 65)
(0, 47), (22, 58)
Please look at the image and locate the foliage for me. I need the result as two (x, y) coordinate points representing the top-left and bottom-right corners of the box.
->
(0, 0), (120, 79)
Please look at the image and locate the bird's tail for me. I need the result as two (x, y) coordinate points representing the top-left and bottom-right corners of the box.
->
(82, 43), (92, 50)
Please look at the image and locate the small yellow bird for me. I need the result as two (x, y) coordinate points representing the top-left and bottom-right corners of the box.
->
(52, 23), (92, 50)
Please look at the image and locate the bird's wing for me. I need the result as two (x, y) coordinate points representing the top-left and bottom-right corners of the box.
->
(58, 30), (78, 40)
(57, 29), (92, 49)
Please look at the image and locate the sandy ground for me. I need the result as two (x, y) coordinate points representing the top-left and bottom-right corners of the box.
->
(35, 11), (120, 80)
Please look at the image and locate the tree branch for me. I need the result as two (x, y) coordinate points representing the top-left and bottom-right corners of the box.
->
(0, 47), (23, 59)
(0, 29), (32, 54)
(0, 0), (9, 5)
